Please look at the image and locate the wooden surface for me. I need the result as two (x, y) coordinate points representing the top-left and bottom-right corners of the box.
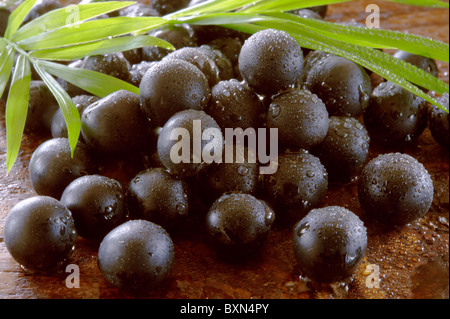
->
(0, 0), (449, 299)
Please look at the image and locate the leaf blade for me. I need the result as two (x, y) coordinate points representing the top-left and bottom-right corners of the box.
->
(165, 0), (261, 18)
(176, 12), (275, 25)
(385, 0), (449, 8)
(267, 12), (449, 62)
(33, 62), (80, 156)
(18, 16), (167, 50)
(4, 0), (37, 39)
(239, 0), (349, 13)
(30, 35), (174, 61)
(5, 53), (31, 173)
(0, 38), (6, 52)
(11, 1), (137, 42)
(0, 43), (16, 99)
(37, 59), (139, 97)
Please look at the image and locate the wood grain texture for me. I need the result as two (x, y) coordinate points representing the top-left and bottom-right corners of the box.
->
(0, 0), (448, 299)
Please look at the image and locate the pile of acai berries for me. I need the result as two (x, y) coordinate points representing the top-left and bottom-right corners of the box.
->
(1, 0), (448, 292)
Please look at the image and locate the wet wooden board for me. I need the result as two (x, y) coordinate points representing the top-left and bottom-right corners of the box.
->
(0, 0), (448, 299)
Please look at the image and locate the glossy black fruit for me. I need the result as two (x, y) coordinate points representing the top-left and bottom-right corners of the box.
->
(142, 25), (197, 62)
(293, 206), (367, 283)
(118, 3), (159, 17)
(289, 9), (323, 20)
(51, 95), (100, 139)
(192, 24), (249, 48)
(157, 109), (223, 177)
(81, 53), (131, 83)
(97, 219), (175, 291)
(208, 37), (244, 78)
(151, 0), (190, 15)
(393, 50), (438, 91)
(267, 88), (329, 150)
(301, 50), (334, 83)
(139, 59), (210, 127)
(4, 196), (77, 272)
(358, 153), (434, 226)
(312, 116), (370, 184)
(60, 175), (127, 241)
(163, 47), (221, 87)
(126, 167), (190, 230)
(187, 0), (249, 45)
(198, 145), (260, 205)
(29, 138), (96, 199)
(304, 55), (371, 117)
(121, 48), (143, 66)
(239, 29), (304, 96)
(207, 37), (244, 63)
(25, 80), (59, 134)
(205, 79), (265, 131)
(263, 151), (328, 223)
(81, 89), (152, 154)
(363, 81), (428, 145)
(129, 61), (157, 86)
(206, 193), (275, 254)
(198, 45), (235, 82)
(428, 93), (449, 149)
(308, 5), (328, 18)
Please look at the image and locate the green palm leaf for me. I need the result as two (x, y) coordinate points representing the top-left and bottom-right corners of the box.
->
(385, 0), (449, 8)
(5, 54), (31, 172)
(11, 1), (137, 42)
(0, 43), (15, 98)
(36, 59), (139, 97)
(33, 62), (80, 158)
(18, 16), (167, 50)
(3, 0), (36, 38)
(30, 35), (174, 61)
